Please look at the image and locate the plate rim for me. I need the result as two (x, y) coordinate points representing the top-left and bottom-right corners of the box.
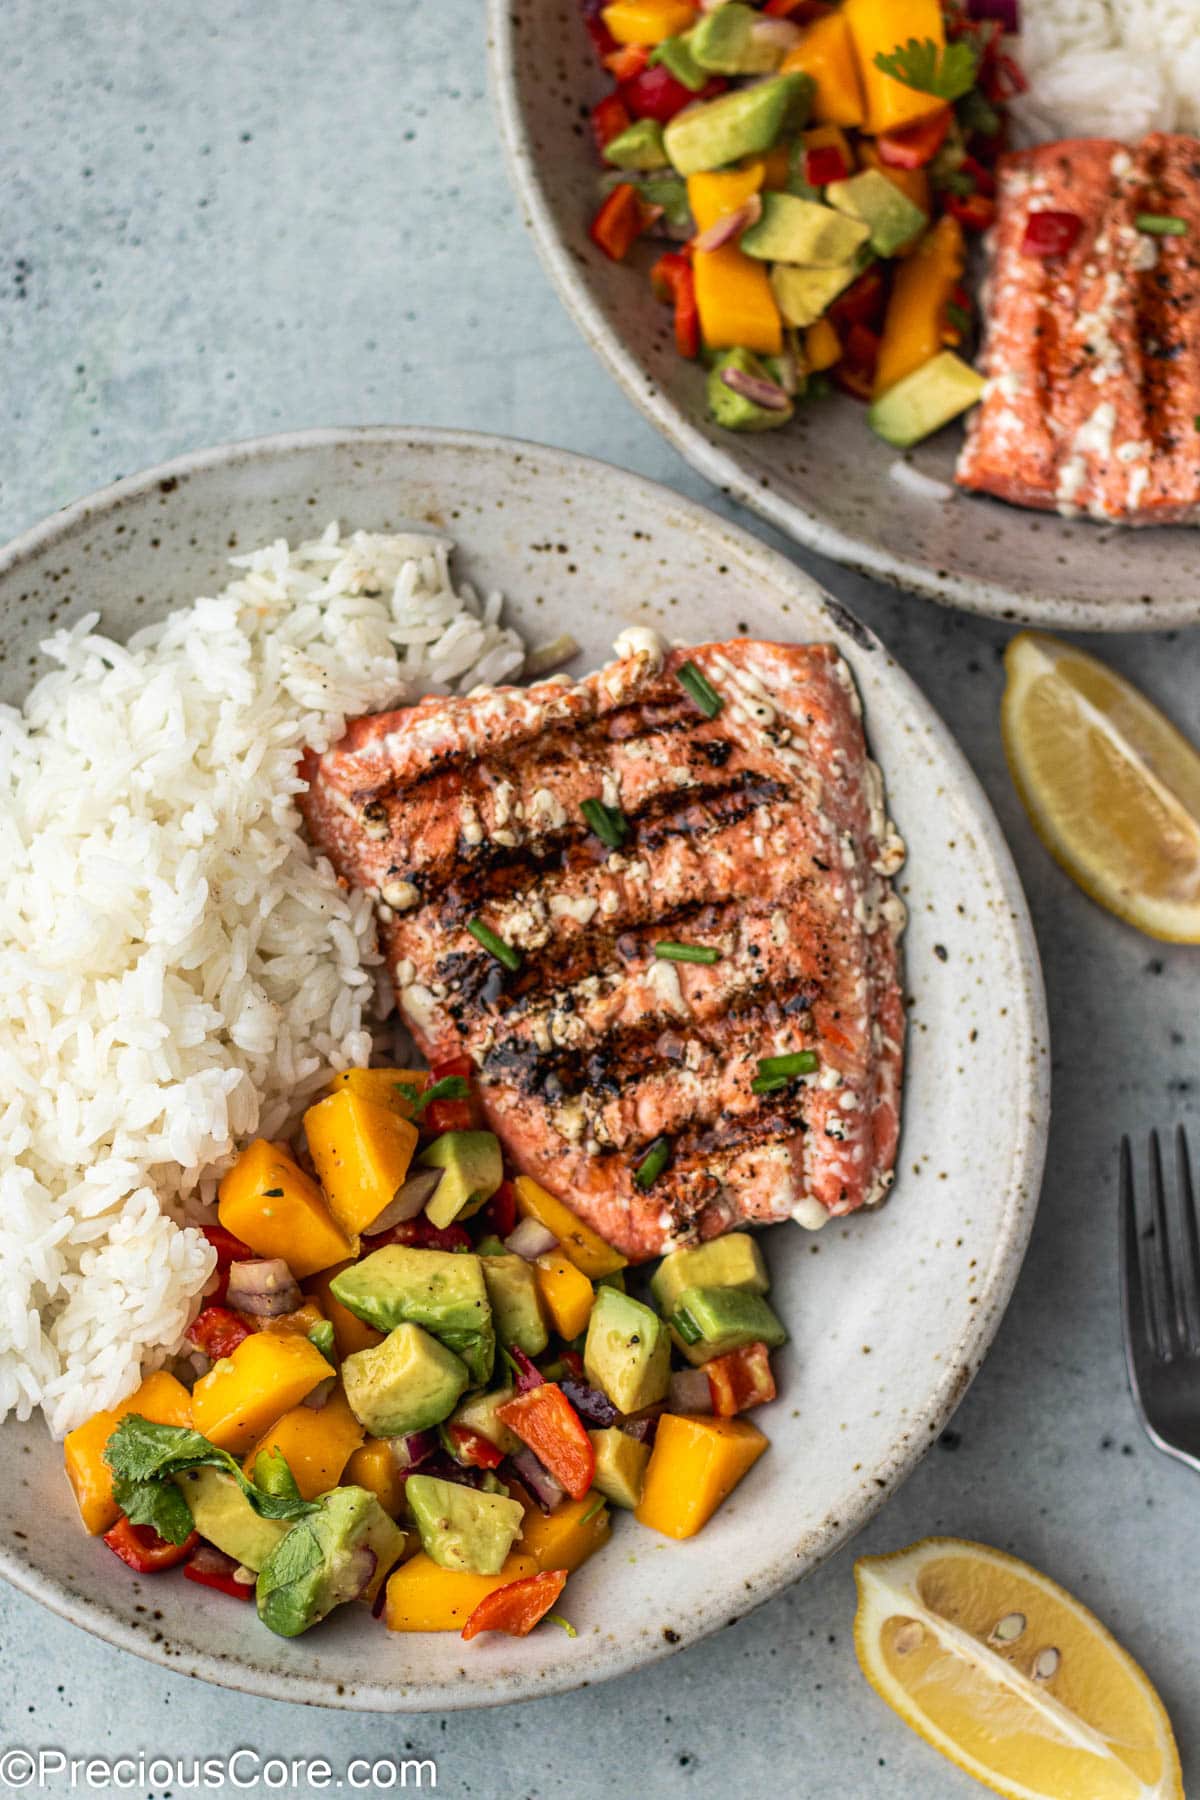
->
(485, 0), (1197, 635)
(0, 423), (1050, 1710)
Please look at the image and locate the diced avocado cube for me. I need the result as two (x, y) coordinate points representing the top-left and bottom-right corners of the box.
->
(583, 1287), (672, 1414)
(671, 1285), (787, 1366)
(826, 169), (928, 257)
(479, 1252), (549, 1357)
(418, 1130), (503, 1230)
(770, 259), (861, 327)
(664, 73), (811, 177)
(691, 3), (784, 75)
(175, 1467), (287, 1573)
(604, 118), (668, 171)
(707, 348), (794, 433)
(588, 1427), (651, 1510)
(741, 192), (870, 268)
(649, 33), (709, 93)
(450, 1386), (522, 1456)
(405, 1474), (525, 1576)
(342, 1322), (469, 1436)
(256, 1486), (404, 1637)
(650, 1233), (769, 1317)
(596, 1268), (627, 1294)
(331, 1245), (494, 1386)
(868, 350), (985, 448)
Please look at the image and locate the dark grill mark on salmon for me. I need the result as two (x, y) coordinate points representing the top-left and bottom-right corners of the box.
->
(301, 639), (906, 1260)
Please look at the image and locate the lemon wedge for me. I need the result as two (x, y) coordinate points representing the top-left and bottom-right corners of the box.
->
(854, 1537), (1183, 1800)
(1001, 631), (1200, 942)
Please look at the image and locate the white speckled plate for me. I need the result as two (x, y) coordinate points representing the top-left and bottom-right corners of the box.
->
(487, 0), (1200, 632)
(0, 428), (1047, 1709)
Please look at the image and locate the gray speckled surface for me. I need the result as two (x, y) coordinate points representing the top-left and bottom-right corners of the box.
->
(1, 3), (1197, 1795)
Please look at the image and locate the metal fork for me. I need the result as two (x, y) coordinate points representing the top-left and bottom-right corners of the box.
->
(1120, 1127), (1200, 1474)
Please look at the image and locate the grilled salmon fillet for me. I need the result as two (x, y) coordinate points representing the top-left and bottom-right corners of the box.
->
(301, 637), (906, 1261)
(957, 132), (1200, 524)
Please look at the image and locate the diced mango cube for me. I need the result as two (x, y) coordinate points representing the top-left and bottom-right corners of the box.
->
(634, 1414), (768, 1539)
(517, 1492), (610, 1573)
(326, 1066), (427, 1119)
(842, 0), (947, 134)
(514, 1177), (627, 1280)
(63, 1371), (194, 1535)
(218, 1138), (353, 1280)
(243, 1387), (364, 1500)
(533, 1253), (595, 1341)
(344, 1437), (408, 1518)
(192, 1331), (333, 1454)
(385, 1551), (540, 1631)
(782, 13), (865, 128)
(305, 1088), (419, 1238)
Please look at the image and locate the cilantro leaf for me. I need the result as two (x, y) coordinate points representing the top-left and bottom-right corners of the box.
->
(113, 1476), (196, 1545)
(395, 1074), (470, 1119)
(104, 1415), (319, 1526)
(873, 37), (979, 103)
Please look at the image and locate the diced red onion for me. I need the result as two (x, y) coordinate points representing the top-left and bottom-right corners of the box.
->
(510, 1447), (566, 1513)
(692, 194), (762, 253)
(620, 1408), (663, 1445)
(720, 366), (791, 412)
(967, 0), (1018, 27)
(560, 1376), (618, 1428)
(509, 1345), (546, 1393)
(774, 346), (801, 397)
(670, 1369), (714, 1414)
(225, 1259), (301, 1317)
(368, 1167), (444, 1235)
(346, 1545), (378, 1601)
(504, 1218), (559, 1261)
(389, 1429), (437, 1472)
(749, 17), (803, 54)
(302, 1375), (336, 1411)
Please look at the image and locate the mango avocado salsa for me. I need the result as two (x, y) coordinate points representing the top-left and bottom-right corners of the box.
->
(66, 1059), (784, 1644)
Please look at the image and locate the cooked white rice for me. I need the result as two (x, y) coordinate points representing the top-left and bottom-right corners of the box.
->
(1015, 0), (1200, 144)
(0, 526), (525, 1438)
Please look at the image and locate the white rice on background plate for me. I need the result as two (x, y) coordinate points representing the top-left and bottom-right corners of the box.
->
(0, 526), (526, 1439)
(1016, 0), (1200, 143)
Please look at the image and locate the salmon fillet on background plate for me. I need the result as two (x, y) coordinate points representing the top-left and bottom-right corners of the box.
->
(300, 637), (906, 1263)
(957, 131), (1200, 525)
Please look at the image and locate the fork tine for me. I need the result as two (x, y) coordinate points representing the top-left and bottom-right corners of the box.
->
(1120, 1135), (1153, 1363)
(1147, 1130), (1177, 1360)
(1175, 1126), (1200, 1354)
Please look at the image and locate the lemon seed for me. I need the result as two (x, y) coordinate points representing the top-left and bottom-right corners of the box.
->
(1033, 1647), (1061, 1680)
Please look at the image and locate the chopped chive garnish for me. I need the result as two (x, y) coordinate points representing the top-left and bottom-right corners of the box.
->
(580, 1495), (607, 1524)
(634, 1135), (672, 1190)
(262, 1188), (284, 1198)
(580, 796), (629, 849)
(547, 1613), (578, 1638)
(945, 300), (972, 335)
(675, 660), (724, 719)
(654, 941), (719, 965)
(757, 1050), (819, 1079)
(467, 918), (521, 972)
(672, 1307), (703, 1346)
(1135, 212), (1187, 236)
(751, 1073), (790, 1097)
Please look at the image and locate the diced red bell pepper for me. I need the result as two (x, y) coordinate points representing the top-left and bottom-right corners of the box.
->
(621, 65), (724, 124)
(829, 264), (887, 331)
(366, 1216), (473, 1254)
(945, 191), (996, 231)
(805, 144), (850, 187)
(461, 1567), (569, 1640)
(445, 1423), (506, 1471)
(183, 1542), (256, 1600)
(832, 323), (880, 401)
(604, 43), (649, 83)
(496, 1383), (596, 1501)
(103, 1516), (198, 1574)
(423, 1097), (474, 1135)
(480, 1178), (518, 1241)
(199, 1224), (254, 1303)
(705, 1341), (777, 1417)
(763, 0), (832, 16)
(431, 1056), (474, 1083)
(186, 1304), (254, 1361)
(876, 106), (952, 171)
(982, 50), (1027, 103)
(591, 91), (632, 156)
(650, 251), (701, 359)
(590, 183), (649, 262)
(1020, 209), (1083, 260)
